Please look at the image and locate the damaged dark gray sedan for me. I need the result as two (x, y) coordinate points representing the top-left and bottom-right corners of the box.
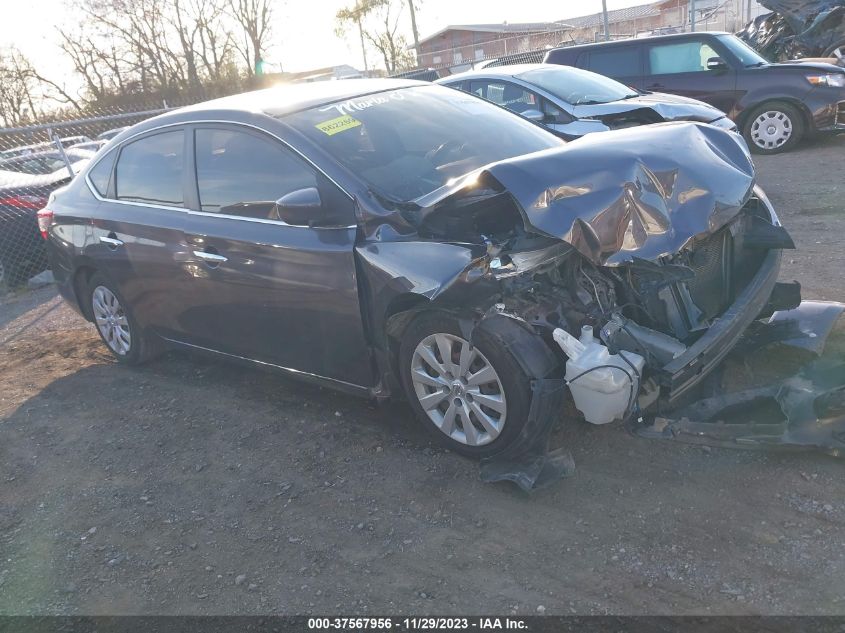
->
(42, 79), (803, 459)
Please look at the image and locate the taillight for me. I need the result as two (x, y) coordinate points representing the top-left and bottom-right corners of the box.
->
(0, 194), (48, 209)
(37, 208), (54, 239)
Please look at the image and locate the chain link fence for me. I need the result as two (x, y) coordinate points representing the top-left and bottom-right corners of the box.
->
(0, 106), (177, 295)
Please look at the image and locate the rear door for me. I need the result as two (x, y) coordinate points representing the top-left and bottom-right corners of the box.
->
(87, 128), (191, 337)
(643, 37), (739, 113)
(177, 124), (372, 388)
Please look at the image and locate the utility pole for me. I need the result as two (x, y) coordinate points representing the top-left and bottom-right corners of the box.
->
(355, 0), (368, 72)
(408, 0), (421, 59)
(601, 0), (610, 41)
(690, 0), (697, 31)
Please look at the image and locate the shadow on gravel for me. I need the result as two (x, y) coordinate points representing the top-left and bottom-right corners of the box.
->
(3, 328), (845, 614)
(0, 287), (60, 336)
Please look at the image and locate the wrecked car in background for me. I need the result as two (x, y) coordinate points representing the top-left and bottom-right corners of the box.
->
(436, 64), (738, 139)
(40, 80), (840, 475)
(739, 0), (845, 62)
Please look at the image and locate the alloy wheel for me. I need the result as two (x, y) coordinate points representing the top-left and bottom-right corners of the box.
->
(410, 333), (506, 447)
(92, 285), (132, 356)
(750, 110), (793, 151)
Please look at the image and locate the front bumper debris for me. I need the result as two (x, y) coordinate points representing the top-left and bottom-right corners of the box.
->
(636, 300), (845, 455)
(635, 359), (845, 456)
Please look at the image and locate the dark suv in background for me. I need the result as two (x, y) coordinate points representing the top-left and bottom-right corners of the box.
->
(544, 32), (845, 153)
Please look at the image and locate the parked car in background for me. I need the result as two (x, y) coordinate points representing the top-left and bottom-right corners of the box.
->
(436, 64), (736, 139)
(544, 31), (845, 153)
(69, 140), (107, 153)
(97, 127), (128, 142)
(0, 148), (93, 291)
(0, 135), (94, 159)
(42, 81), (797, 458)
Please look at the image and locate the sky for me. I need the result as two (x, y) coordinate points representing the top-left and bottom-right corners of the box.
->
(1, 0), (655, 82)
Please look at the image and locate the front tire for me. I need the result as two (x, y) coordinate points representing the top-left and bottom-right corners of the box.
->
(399, 312), (536, 458)
(742, 101), (804, 154)
(88, 273), (153, 365)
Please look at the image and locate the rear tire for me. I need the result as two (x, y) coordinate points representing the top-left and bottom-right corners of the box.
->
(399, 312), (536, 458)
(88, 273), (155, 365)
(742, 101), (805, 154)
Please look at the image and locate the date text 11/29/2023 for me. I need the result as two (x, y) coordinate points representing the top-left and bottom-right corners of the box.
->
(307, 617), (529, 630)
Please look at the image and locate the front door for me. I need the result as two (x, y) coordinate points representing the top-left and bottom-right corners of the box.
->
(643, 38), (739, 115)
(176, 124), (373, 388)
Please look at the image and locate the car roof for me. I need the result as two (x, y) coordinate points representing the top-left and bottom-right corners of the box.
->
(549, 31), (731, 52)
(120, 78), (427, 139)
(438, 63), (579, 82)
(188, 79), (423, 116)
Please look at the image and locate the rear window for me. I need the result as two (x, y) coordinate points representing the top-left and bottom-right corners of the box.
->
(88, 151), (115, 196)
(586, 48), (641, 78)
(115, 131), (184, 207)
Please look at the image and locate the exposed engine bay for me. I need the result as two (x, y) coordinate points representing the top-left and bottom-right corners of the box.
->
(410, 181), (798, 425)
(355, 122), (843, 489)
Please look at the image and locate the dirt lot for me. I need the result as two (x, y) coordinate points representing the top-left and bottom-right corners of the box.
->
(1, 135), (844, 616)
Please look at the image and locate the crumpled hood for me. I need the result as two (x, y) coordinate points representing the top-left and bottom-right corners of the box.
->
(441, 122), (755, 266)
(572, 92), (727, 123)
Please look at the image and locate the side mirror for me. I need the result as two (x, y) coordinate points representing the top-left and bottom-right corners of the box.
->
(273, 187), (322, 227)
(706, 56), (728, 71)
(521, 108), (546, 123)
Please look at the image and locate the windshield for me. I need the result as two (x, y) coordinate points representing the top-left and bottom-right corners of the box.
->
(284, 85), (563, 202)
(717, 34), (769, 66)
(517, 66), (638, 105)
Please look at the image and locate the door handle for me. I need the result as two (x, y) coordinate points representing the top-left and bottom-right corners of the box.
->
(193, 250), (228, 263)
(99, 235), (124, 248)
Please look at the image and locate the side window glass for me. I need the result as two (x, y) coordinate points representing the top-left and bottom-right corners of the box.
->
(649, 41), (719, 74)
(115, 131), (184, 207)
(88, 151), (115, 196)
(588, 48), (640, 78)
(478, 81), (538, 114)
(468, 81), (487, 98)
(542, 99), (569, 122)
(194, 128), (318, 219)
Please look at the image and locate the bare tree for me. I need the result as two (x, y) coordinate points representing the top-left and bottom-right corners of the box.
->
(0, 47), (39, 126)
(3, 0), (269, 119)
(336, 1), (372, 72)
(337, 0), (415, 73)
(363, 1), (415, 73)
(228, 0), (274, 75)
(407, 0), (420, 56)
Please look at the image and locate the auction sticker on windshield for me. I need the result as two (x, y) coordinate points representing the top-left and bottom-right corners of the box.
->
(315, 115), (362, 136)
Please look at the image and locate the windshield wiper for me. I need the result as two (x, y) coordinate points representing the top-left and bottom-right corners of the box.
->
(745, 61), (767, 68)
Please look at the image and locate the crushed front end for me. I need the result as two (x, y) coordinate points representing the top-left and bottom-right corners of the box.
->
(358, 122), (841, 487)
(404, 122), (803, 420)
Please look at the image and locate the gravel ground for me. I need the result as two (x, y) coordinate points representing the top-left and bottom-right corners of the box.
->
(0, 135), (844, 616)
